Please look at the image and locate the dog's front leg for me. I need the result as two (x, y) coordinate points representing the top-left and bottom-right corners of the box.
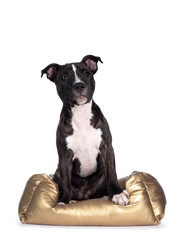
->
(100, 143), (129, 206)
(53, 155), (72, 204)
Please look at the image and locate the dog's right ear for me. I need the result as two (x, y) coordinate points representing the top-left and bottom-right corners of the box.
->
(41, 64), (60, 82)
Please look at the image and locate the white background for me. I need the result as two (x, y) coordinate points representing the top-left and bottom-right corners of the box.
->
(0, 0), (180, 239)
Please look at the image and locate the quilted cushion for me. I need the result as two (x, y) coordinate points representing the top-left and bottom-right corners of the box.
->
(18, 171), (166, 226)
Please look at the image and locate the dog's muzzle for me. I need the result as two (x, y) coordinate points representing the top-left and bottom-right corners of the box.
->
(72, 82), (88, 105)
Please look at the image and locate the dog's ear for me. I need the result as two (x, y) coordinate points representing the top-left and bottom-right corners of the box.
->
(82, 55), (103, 74)
(41, 64), (60, 82)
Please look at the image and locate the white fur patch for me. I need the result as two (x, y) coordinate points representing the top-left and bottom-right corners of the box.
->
(112, 190), (129, 206)
(72, 64), (82, 84)
(57, 202), (65, 206)
(57, 201), (72, 206)
(66, 101), (102, 177)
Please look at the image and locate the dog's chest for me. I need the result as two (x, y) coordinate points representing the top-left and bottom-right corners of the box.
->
(66, 102), (102, 177)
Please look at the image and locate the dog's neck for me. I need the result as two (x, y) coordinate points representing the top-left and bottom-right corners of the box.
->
(71, 100), (93, 129)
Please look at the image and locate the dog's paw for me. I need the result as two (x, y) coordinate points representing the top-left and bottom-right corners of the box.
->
(57, 201), (72, 206)
(57, 202), (66, 206)
(102, 196), (109, 200)
(112, 190), (129, 206)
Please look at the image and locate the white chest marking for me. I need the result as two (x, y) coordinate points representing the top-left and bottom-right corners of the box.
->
(72, 64), (83, 84)
(66, 101), (102, 177)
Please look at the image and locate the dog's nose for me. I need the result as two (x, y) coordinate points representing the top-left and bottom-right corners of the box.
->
(73, 82), (86, 93)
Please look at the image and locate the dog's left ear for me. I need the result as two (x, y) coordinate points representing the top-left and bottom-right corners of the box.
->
(82, 55), (103, 74)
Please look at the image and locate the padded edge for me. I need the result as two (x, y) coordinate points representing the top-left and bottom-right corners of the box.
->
(126, 172), (166, 224)
(18, 174), (58, 223)
(138, 172), (166, 223)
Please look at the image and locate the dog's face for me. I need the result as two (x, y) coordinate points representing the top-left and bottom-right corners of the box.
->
(41, 55), (102, 106)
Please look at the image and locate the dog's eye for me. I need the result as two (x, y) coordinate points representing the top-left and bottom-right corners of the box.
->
(61, 75), (67, 81)
(84, 71), (90, 77)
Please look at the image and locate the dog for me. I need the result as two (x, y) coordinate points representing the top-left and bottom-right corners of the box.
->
(41, 55), (129, 206)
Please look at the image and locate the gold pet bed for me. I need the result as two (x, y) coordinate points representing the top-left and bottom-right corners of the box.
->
(19, 171), (166, 226)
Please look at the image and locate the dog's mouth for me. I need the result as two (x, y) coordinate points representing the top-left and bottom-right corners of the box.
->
(75, 95), (88, 105)
(72, 88), (89, 105)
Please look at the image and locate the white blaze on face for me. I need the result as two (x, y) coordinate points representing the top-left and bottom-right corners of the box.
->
(72, 64), (82, 84)
(72, 64), (87, 105)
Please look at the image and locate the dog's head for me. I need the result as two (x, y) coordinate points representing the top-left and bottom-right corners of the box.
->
(41, 55), (103, 106)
